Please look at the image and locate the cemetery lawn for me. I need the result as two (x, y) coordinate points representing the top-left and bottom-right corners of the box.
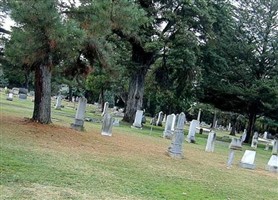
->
(0, 94), (277, 200)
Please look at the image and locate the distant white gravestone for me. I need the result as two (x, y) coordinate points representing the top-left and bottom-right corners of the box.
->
(163, 114), (175, 139)
(6, 93), (13, 101)
(239, 150), (256, 169)
(205, 131), (216, 152)
(168, 112), (186, 159)
(251, 132), (259, 148)
(71, 97), (87, 131)
(187, 120), (199, 143)
(101, 113), (113, 136)
(132, 110), (143, 128)
(101, 102), (109, 117)
(55, 95), (62, 110)
(266, 140), (278, 173)
(156, 111), (163, 126)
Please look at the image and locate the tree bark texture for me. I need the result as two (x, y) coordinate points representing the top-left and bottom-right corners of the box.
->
(32, 63), (52, 124)
(245, 111), (257, 143)
(123, 69), (147, 123)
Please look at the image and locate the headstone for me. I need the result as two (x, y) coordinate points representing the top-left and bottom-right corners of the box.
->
(156, 111), (163, 126)
(101, 113), (113, 136)
(171, 114), (177, 131)
(227, 137), (244, 168)
(187, 120), (199, 143)
(239, 150), (256, 169)
(101, 102), (109, 117)
(19, 88), (28, 95)
(55, 95), (62, 110)
(263, 131), (268, 139)
(4, 87), (9, 94)
(168, 112), (186, 158)
(6, 93), (13, 101)
(266, 155), (278, 173)
(228, 123), (231, 131)
(72, 96), (75, 102)
(29, 91), (35, 96)
(71, 97), (87, 131)
(197, 109), (201, 121)
(205, 131), (216, 152)
(251, 132), (259, 148)
(272, 140), (278, 155)
(18, 94), (27, 100)
(12, 87), (19, 95)
(132, 110), (143, 128)
(163, 114), (175, 139)
(240, 129), (247, 143)
(162, 114), (167, 123)
(113, 118), (120, 126)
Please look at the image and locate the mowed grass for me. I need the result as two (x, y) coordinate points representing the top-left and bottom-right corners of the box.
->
(0, 91), (277, 200)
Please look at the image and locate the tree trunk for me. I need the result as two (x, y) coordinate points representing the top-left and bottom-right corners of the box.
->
(245, 112), (257, 143)
(32, 63), (52, 124)
(123, 69), (147, 123)
(229, 115), (237, 136)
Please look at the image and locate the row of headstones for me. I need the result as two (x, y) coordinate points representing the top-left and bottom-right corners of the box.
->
(70, 98), (117, 135)
(5, 87), (30, 101)
(165, 115), (278, 173)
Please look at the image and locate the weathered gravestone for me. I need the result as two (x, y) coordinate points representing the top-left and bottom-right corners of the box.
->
(227, 132), (246, 168)
(55, 95), (62, 110)
(101, 113), (113, 136)
(168, 112), (186, 159)
(156, 111), (163, 126)
(12, 87), (19, 95)
(251, 131), (259, 149)
(163, 114), (175, 139)
(71, 97), (87, 131)
(171, 114), (177, 131)
(113, 118), (120, 126)
(19, 94), (27, 100)
(101, 102), (109, 117)
(266, 140), (278, 173)
(132, 110), (143, 128)
(162, 114), (167, 123)
(197, 109), (201, 122)
(6, 93), (13, 101)
(205, 131), (216, 152)
(187, 119), (199, 143)
(19, 88), (28, 95)
(239, 150), (256, 169)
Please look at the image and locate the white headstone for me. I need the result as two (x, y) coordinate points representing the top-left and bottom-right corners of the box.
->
(205, 131), (216, 152)
(132, 110), (143, 128)
(168, 112), (185, 158)
(55, 96), (62, 110)
(187, 119), (199, 143)
(197, 109), (201, 121)
(101, 102), (109, 117)
(6, 93), (13, 101)
(163, 114), (175, 139)
(171, 114), (177, 131)
(228, 123), (231, 131)
(101, 113), (113, 136)
(251, 132), (259, 148)
(162, 114), (167, 123)
(272, 140), (278, 155)
(156, 111), (163, 126)
(113, 118), (120, 126)
(239, 150), (256, 169)
(240, 129), (247, 143)
(71, 97), (87, 131)
(266, 155), (278, 173)
(263, 131), (268, 139)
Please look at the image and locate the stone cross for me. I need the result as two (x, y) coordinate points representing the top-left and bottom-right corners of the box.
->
(101, 102), (109, 117)
(156, 111), (163, 126)
(251, 132), (259, 148)
(163, 114), (175, 139)
(132, 110), (143, 128)
(101, 113), (113, 136)
(55, 95), (62, 110)
(168, 112), (186, 158)
(205, 131), (216, 152)
(239, 150), (256, 169)
(71, 97), (87, 131)
(187, 119), (199, 143)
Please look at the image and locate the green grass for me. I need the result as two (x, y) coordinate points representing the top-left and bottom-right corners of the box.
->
(0, 90), (277, 200)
